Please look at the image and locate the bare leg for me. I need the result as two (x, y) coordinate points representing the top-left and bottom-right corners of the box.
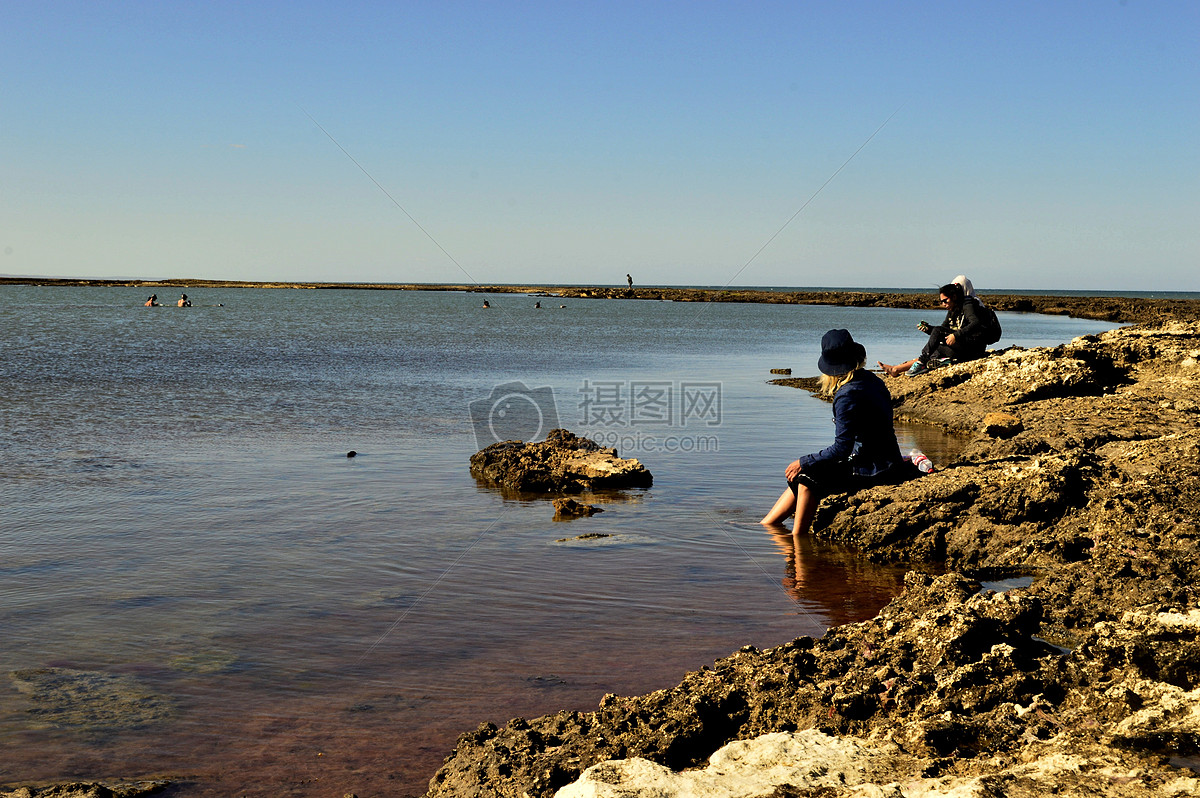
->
(761, 481), (820, 535)
(792, 483), (819, 536)
(760, 486), (796, 525)
(877, 358), (916, 377)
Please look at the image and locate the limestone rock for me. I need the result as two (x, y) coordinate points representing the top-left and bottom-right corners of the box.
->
(555, 730), (890, 798)
(469, 429), (652, 493)
(555, 728), (1200, 798)
(982, 411), (1024, 438)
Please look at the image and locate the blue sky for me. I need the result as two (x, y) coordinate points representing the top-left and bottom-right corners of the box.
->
(3, 1), (1197, 290)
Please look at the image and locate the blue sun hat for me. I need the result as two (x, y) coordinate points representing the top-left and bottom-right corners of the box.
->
(817, 329), (866, 376)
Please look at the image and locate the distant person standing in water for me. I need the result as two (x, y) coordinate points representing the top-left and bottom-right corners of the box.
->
(144, 294), (159, 306)
(177, 293), (192, 307)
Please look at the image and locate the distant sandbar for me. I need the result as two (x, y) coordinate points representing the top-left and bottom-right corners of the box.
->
(4, 277), (1197, 324)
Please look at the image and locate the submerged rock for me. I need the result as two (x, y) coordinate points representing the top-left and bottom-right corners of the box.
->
(9, 667), (176, 731)
(552, 498), (603, 519)
(469, 429), (652, 493)
(0, 781), (171, 798)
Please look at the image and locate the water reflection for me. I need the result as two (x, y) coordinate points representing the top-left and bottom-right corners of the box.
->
(759, 525), (915, 628)
(469, 475), (650, 506)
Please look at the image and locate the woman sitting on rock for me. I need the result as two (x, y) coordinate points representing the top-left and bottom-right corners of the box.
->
(879, 280), (989, 376)
(761, 329), (905, 531)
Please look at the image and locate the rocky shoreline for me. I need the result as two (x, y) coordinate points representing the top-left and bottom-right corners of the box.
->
(6, 293), (1200, 797)
(419, 318), (1200, 797)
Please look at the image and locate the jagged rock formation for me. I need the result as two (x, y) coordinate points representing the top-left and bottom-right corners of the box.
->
(469, 428), (652, 493)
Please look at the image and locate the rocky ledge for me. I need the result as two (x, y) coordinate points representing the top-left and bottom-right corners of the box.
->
(469, 428), (653, 494)
(425, 320), (1200, 797)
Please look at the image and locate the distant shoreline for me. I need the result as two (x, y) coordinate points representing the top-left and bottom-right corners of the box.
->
(4, 277), (1199, 324)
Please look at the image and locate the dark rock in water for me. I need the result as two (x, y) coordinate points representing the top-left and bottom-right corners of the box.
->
(470, 429), (652, 493)
(347, 450), (357, 458)
(552, 498), (603, 519)
(770, 375), (821, 394)
(769, 368), (792, 375)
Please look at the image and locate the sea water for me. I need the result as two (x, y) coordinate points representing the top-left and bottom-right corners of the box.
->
(0, 285), (1117, 795)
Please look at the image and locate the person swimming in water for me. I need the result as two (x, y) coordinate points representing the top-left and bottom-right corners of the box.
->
(144, 294), (159, 307)
(177, 293), (192, 307)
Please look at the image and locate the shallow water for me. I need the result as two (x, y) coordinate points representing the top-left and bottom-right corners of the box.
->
(0, 286), (1116, 795)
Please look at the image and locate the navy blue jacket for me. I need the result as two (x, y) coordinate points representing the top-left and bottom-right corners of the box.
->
(799, 370), (903, 477)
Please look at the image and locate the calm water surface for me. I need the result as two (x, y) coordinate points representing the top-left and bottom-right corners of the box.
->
(0, 286), (1117, 796)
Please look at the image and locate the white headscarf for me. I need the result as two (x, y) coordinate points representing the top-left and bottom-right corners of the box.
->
(952, 275), (975, 297)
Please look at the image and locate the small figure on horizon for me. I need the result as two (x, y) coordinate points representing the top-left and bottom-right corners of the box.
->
(144, 294), (159, 307)
(626, 273), (633, 289)
(177, 293), (192, 307)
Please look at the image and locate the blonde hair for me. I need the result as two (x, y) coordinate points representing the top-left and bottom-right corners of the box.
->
(819, 359), (865, 396)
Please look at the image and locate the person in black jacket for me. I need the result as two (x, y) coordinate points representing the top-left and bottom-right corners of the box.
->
(761, 329), (905, 530)
(879, 282), (989, 376)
